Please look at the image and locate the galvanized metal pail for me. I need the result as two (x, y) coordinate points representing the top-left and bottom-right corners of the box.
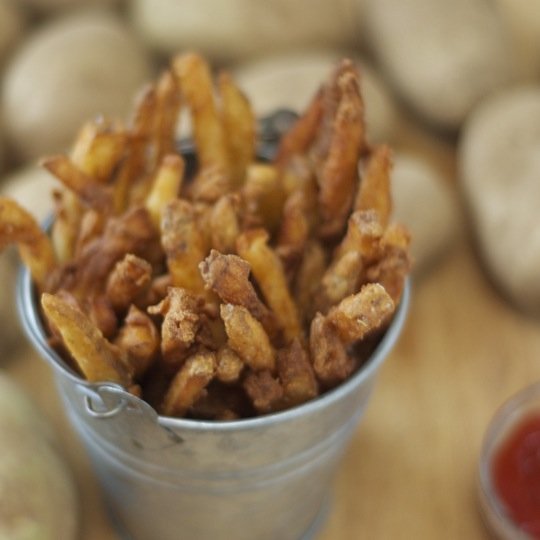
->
(17, 265), (409, 540)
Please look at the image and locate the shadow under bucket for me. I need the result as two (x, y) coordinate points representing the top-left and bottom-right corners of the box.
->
(17, 264), (410, 540)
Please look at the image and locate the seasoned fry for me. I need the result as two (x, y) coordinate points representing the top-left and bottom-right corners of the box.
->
(154, 70), (182, 164)
(188, 165), (230, 203)
(243, 370), (284, 414)
(86, 294), (118, 339)
(115, 305), (159, 378)
(216, 346), (244, 384)
(145, 154), (185, 228)
(161, 199), (207, 294)
(0, 197), (56, 290)
(41, 292), (131, 385)
(148, 287), (202, 370)
(209, 194), (240, 253)
(106, 253), (152, 313)
(161, 350), (217, 417)
(199, 250), (278, 338)
(172, 52), (229, 173)
(326, 283), (395, 345)
(220, 303), (275, 373)
(218, 71), (256, 186)
(277, 339), (318, 406)
(237, 229), (301, 342)
(309, 313), (356, 388)
(354, 145), (393, 228)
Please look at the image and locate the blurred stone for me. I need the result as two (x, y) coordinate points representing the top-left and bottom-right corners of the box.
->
(364, 0), (513, 129)
(459, 87), (540, 313)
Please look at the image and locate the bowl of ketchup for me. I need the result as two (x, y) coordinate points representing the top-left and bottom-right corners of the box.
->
(479, 381), (540, 539)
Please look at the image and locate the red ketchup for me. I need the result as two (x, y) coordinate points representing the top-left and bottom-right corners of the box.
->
(492, 413), (540, 538)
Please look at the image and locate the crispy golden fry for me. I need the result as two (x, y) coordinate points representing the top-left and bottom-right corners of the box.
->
(70, 119), (127, 183)
(309, 313), (355, 387)
(148, 287), (202, 370)
(293, 240), (327, 323)
(242, 163), (284, 233)
(274, 88), (323, 168)
(326, 283), (395, 345)
(115, 305), (159, 378)
(161, 199), (207, 294)
(161, 349), (217, 417)
(145, 154), (185, 228)
(74, 209), (106, 256)
(106, 254), (152, 313)
(51, 189), (83, 263)
(172, 52), (229, 173)
(0, 197), (56, 290)
(237, 229), (301, 342)
(216, 346), (244, 384)
(209, 194), (240, 253)
(41, 155), (113, 212)
(277, 339), (318, 406)
(220, 303), (276, 373)
(154, 70), (182, 164)
(41, 292), (131, 385)
(218, 71), (256, 186)
(188, 165), (230, 203)
(243, 370), (284, 414)
(318, 68), (366, 237)
(86, 294), (118, 339)
(114, 85), (157, 213)
(354, 145), (393, 228)
(316, 250), (363, 314)
(334, 209), (384, 262)
(199, 250), (278, 338)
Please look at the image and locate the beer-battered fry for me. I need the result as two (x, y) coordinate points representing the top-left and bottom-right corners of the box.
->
(199, 250), (277, 338)
(161, 350), (217, 417)
(309, 313), (356, 387)
(243, 370), (284, 414)
(218, 71), (256, 186)
(277, 339), (318, 406)
(354, 145), (393, 227)
(189, 165), (230, 203)
(237, 229), (301, 342)
(209, 194), (240, 254)
(334, 209), (384, 262)
(220, 303), (276, 373)
(42, 155), (113, 212)
(216, 346), (244, 384)
(115, 305), (159, 378)
(70, 119), (127, 183)
(41, 292), (131, 385)
(154, 70), (182, 163)
(172, 52), (229, 173)
(274, 88), (324, 167)
(161, 199), (207, 294)
(0, 197), (56, 290)
(106, 254), (152, 313)
(318, 69), (366, 237)
(148, 287), (202, 370)
(145, 154), (185, 228)
(326, 283), (395, 345)
(87, 294), (117, 339)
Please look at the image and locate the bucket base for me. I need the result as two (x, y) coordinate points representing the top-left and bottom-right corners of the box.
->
(107, 494), (332, 540)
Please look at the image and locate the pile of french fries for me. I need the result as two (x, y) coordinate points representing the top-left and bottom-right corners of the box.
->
(0, 53), (410, 420)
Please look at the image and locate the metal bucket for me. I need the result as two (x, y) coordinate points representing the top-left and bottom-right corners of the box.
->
(17, 266), (409, 540)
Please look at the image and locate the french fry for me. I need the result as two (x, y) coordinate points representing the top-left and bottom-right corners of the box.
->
(0, 197), (56, 290)
(277, 338), (318, 407)
(220, 303), (276, 373)
(326, 283), (395, 345)
(236, 229), (301, 342)
(145, 154), (185, 228)
(216, 346), (244, 384)
(243, 370), (284, 414)
(172, 52), (229, 173)
(154, 70), (182, 164)
(41, 292), (131, 386)
(218, 71), (256, 186)
(188, 165), (230, 203)
(318, 68), (366, 237)
(161, 349), (217, 417)
(354, 145), (393, 228)
(199, 250), (278, 339)
(161, 199), (207, 294)
(86, 293), (118, 339)
(106, 253), (152, 313)
(115, 305), (159, 378)
(148, 287), (202, 370)
(209, 194), (240, 254)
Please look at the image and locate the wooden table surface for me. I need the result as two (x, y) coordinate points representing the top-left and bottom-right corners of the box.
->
(6, 230), (540, 540)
